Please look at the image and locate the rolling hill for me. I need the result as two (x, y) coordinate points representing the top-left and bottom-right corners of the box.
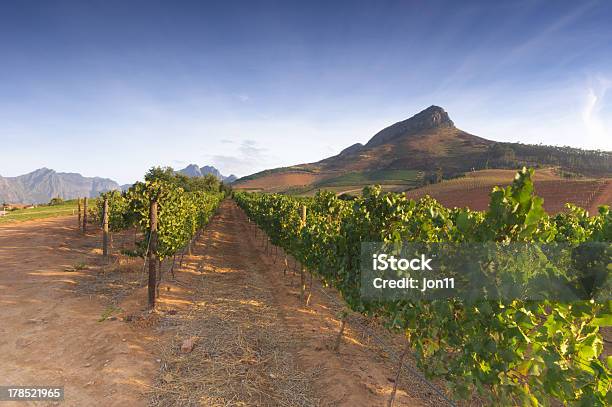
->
(233, 106), (611, 195)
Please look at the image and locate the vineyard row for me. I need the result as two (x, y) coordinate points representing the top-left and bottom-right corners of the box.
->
(234, 168), (611, 406)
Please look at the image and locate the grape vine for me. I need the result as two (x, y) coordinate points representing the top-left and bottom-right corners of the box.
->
(97, 180), (223, 259)
(234, 168), (611, 405)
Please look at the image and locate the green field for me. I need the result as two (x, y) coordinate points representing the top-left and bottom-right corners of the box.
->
(236, 166), (317, 182)
(314, 169), (422, 187)
(0, 199), (94, 224)
(281, 170), (423, 196)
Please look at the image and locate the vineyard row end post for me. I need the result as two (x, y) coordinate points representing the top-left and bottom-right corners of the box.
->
(102, 196), (109, 258)
(148, 199), (158, 309)
(77, 198), (82, 231)
(300, 204), (306, 301)
(82, 197), (88, 233)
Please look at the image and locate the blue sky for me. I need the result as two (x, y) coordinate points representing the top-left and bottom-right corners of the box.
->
(1, 0), (611, 184)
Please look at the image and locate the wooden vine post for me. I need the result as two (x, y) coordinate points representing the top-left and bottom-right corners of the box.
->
(156, 258), (162, 297)
(283, 255), (288, 276)
(387, 342), (410, 407)
(82, 197), (88, 233)
(333, 312), (347, 352)
(102, 196), (109, 258)
(300, 204), (307, 301)
(77, 198), (82, 230)
(148, 199), (158, 308)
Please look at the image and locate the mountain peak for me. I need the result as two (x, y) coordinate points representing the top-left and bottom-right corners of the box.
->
(1, 168), (120, 204)
(418, 105), (454, 127)
(178, 164), (203, 177)
(177, 164), (236, 183)
(338, 143), (364, 156)
(365, 105), (454, 147)
(31, 167), (55, 175)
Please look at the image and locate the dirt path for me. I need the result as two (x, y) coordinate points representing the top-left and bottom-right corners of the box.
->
(0, 217), (155, 406)
(151, 200), (437, 406)
(1, 203), (442, 406)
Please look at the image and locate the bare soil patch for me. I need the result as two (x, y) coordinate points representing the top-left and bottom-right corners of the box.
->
(0, 217), (156, 407)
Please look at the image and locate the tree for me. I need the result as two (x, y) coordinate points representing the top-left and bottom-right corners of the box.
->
(144, 166), (221, 193)
(435, 167), (443, 183)
(49, 197), (64, 206)
(488, 143), (516, 165)
(145, 166), (176, 183)
(185, 174), (220, 193)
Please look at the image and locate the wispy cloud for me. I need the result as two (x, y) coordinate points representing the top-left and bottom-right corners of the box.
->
(239, 139), (264, 156)
(501, 1), (597, 65)
(211, 139), (269, 176)
(236, 93), (250, 102)
(582, 76), (611, 148)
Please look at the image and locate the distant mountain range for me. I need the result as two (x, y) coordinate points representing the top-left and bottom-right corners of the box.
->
(177, 164), (237, 183)
(0, 168), (120, 204)
(234, 105), (612, 193)
(1, 164), (236, 204)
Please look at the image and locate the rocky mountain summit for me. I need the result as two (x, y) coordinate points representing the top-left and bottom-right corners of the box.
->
(177, 164), (237, 183)
(0, 168), (120, 204)
(365, 105), (455, 148)
(234, 105), (611, 192)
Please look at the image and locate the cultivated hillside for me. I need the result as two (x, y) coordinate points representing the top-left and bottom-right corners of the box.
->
(404, 169), (611, 214)
(0, 168), (120, 204)
(234, 106), (611, 193)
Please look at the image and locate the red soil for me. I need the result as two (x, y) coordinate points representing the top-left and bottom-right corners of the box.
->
(233, 172), (324, 192)
(406, 178), (611, 214)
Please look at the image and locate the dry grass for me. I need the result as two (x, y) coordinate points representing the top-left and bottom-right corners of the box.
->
(73, 255), (150, 305)
(148, 262), (321, 407)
